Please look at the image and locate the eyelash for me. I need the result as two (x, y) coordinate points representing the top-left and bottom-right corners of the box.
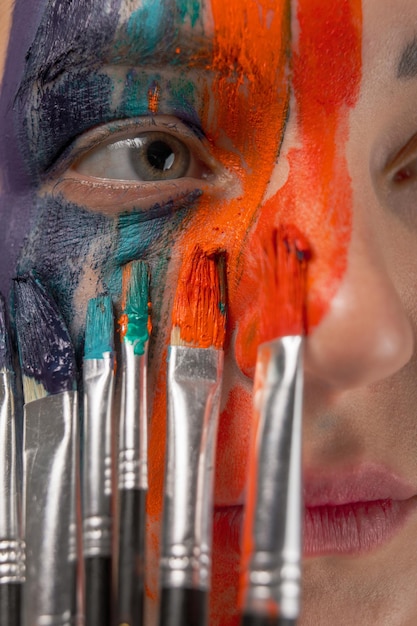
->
(45, 115), (225, 217)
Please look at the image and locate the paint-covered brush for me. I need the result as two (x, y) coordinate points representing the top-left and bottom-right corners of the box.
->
(14, 275), (79, 626)
(0, 295), (25, 626)
(240, 225), (310, 626)
(159, 246), (227, 626)
(117, 261), (150, 626)
(83, 295), (115, 626)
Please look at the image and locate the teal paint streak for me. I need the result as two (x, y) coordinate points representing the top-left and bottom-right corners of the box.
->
(175, 0), (201, 27)
(118, 70), (152, 117)
(123, 2), (168, 56)
(84, 295), (114, 359)
(167, 77), (198, 124)
(124, 261), (150, 356)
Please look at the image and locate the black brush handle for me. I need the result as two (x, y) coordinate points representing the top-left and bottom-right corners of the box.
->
(117, 488), (146, 626)
(0, 583), (21, 626)
(84, 556), (111, 626)
(158, 587), (208, 626)
(241, 614), (297, 626)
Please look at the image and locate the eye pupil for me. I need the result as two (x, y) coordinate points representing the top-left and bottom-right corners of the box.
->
(147, 140), (176, 172)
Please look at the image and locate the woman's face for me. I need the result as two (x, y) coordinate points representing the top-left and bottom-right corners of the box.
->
(2, 0), (417, 623)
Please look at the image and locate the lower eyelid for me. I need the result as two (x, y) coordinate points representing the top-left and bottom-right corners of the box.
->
(45, 173), (211, 217)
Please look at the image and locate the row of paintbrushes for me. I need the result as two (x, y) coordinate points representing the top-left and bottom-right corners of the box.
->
(0, 227), (309, 626)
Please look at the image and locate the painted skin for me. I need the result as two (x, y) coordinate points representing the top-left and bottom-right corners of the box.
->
(2, 0), (417, 624)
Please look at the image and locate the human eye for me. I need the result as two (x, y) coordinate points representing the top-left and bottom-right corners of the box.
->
(389, 132), (417, 185)
(47, 115), (226, 216)
(376, 126), (417, 227)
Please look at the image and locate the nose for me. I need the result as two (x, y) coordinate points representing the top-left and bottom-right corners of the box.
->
(304, 224), (413, 389)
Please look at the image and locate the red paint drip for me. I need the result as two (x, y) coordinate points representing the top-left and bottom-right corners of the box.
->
(259, 224), (310, 341)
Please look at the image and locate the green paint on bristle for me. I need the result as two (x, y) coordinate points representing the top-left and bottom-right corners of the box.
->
(84, 295), (114, 360)
(124, 261), (150, 356)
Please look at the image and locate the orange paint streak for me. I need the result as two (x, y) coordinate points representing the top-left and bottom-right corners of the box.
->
(235, 0), (362, 377)
(171, 246), (226, 349)
(147, 82), (160, 114)
(214, 385), (252, 503)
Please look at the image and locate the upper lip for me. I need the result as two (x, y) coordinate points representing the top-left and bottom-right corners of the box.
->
(303, 464), (417, 507)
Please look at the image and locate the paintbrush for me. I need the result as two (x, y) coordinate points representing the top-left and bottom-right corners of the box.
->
(0, 294), (25, 626)
(83, 295), (115, 626)
(159, 246), (227, 626)
(117, 260), (150, 626)
(240, 225), (310, 626)
(14, 275), (79, 626)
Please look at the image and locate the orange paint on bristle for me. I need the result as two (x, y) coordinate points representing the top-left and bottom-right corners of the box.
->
(118, 263), (132, 339)
(147, 83), (160, 114)
(171, 246), (226, 349)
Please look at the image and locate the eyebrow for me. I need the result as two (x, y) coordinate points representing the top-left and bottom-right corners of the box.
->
(397, 37), (417, 79)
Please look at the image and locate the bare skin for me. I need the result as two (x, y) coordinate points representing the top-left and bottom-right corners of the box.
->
(2, 1), (417, 624)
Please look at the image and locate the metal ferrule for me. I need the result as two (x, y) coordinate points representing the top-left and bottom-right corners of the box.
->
(118, 340), (148, 491)
(245, 335), (303, 620)
(83, 356), (114, 557)
(23, 391), (78, 626)
(160, 345), (224, 591)
(0, 371), (25, 584)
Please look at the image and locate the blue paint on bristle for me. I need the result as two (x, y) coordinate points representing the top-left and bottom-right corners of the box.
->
(84, 295), (114, 360)
(0, 294), (13, 372)
(14, 275), (76, 395)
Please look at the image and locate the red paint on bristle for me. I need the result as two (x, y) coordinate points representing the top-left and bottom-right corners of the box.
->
(172, 246), (227, 349)
(259, 224), (310, 342)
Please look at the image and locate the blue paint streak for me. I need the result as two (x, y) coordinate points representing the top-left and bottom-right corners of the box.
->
(24, 71), (114, 176)
(84, 295), (114, 359)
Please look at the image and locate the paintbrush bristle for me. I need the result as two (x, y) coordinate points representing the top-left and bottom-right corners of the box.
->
(84, 295), (114, 360)
(119, 261), (150, 356)
(260, 224), (310, 340)
(14, 275), (77, 402)
(171, 246), (227, 349)
(0, 294), (13, 372)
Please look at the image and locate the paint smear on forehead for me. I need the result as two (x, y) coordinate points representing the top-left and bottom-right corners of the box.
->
(235, 0), (363, 374)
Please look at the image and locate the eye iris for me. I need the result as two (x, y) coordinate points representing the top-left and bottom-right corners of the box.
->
(129, 133), (191, 181)
(147, 140), (176, 172)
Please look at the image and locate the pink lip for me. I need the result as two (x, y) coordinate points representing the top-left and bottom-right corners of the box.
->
(215, 465), (417, 557)
(303, 464), (417, 555)
(303, 464), (416, 506)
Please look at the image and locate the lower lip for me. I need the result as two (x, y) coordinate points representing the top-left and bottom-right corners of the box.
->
(215, 497), (417, 557)
(304, 497), (417, 556)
